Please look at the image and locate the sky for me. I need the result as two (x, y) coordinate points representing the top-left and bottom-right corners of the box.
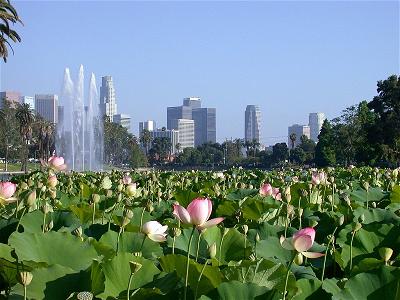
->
(0, 0), (399, 145)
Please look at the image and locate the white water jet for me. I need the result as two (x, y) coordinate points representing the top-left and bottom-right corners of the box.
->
(56, 66), (103, 171)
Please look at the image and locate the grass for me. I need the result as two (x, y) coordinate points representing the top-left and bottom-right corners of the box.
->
(0, 163), (41, 173)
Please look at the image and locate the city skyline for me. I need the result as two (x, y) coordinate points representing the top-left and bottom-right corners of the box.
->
(0, 1), (398, 144)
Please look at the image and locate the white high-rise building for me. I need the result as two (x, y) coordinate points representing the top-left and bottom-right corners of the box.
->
(288, 124), (310, 148)
(309, 112), (326, 142)
(150, 129), (180, 154)
(245, 105), (261, 143)
(139, 120), (156, 137)
(35, 94), (59, 124)
(114, 114), (131, 132)
(171, 119), (195, 150)
(100, 76), (117, 121)
(21, 96), (35, 110)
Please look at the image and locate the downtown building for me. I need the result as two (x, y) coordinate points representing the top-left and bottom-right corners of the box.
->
(0, 91), (21, 108)
(244, 105), (261, 143)
(114, 114), (131, 132)
(149, 128), (180, 154)
(35, 94), (59, 124)
(139, 120), (156, 138)
(21, 96), (35, 110)
(288, 124), (310, 148)
(170, 118), (195, 150)
(100, 76), (117, 122)
(167, 97), (216, 147)
(309, 112), (326, 142)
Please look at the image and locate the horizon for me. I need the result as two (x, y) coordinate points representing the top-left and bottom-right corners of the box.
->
(0, 0), (399, 146)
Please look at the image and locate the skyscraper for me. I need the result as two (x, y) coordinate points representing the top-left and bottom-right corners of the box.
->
(309, 112), (326, 142)
(167, 97), (216, 146)
(21, 96), (35, 110)
(139, 120), (156, 138)
(288, 124), (310, 148)
(244, 105), (261, 143)
(35, 94), (59, 124)
(150, 129), (180, 154)
(113, 114), (131, 132)
(100, 76), (117, 121)
(171, 119), (195, 150)
(0, 91), (21, 108)
(192, 107), (216, 146)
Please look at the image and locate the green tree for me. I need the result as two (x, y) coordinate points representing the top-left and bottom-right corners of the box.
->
(140, 129), (152, 156)
(315, 120), (336, 167)
(0, 0), (22, 62)
(0, 99), (20, 170)
(149, 137), (172, 164)
(271, 142), (289, 165)
(15, 103), (34, 172)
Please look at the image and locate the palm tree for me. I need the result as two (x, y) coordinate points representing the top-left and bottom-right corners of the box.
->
(140, 129), (152, 156)
(0, 0), (22, 62)
(289, 133), (297, 150)
(252, 139), (260, 158)
(175, 143), (181, 154)
(15, 103), (34, 172)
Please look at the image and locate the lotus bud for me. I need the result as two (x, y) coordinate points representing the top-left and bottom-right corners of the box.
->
(249, 253), (256, 261)
(255, 233), (260, 243)
(308, 183), (313, 191)
(121, 217), (130, 228)
(126, 183), (137, 197)
(47, 175), (58, 188)
(37, 182), (43, 189)
(106, 190), (113, 198)
(40, 185), (47, 193)
(172, 227), (181, 237)
(287, 205), (294, 216)
(73, 226), (83, 238)
(309, 220), (318, 227)
(358, 214), (365, 223)
(344, 184), (349, 190)
(294, 252), (303, 265)
(26, 190), (36, 207)
(77, 291), (94, 300)
(20, 182), (28, 190)
(133, 251), (142, 257)
(124, 209), (134, 219)
(101, 177), (112, 190)
(209, 242), (217, 259)
(49, 189), (57, 199)
(379, 247), (393, 263)
(117, 193), (122, 202)
(363, 182), (370, 191)
(41, 203), (52, 214)
(338, 215), (345, 226)
(46, 220), (54, 231)
(372, 201), (377, 208)
(129, 261), (142, 274)
(393, 169), (399, 178)
(353, 222), (362, 232)
(344, 195), (351, 207)
(242, 225), (249, 235)
(158, 189), (162, 198)
(146, 200), (154, 213)
(92, 194), (100, 204)
(28, 179), (34, 187)
(329, 177), (335, 183)
(117, 184), (124, 192)
(299, 208), (304, 217)
(18, 271), (33, 286)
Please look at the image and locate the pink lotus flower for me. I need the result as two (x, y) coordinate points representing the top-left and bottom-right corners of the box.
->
(47, 175), (58, 188)
(311, 172), (326, 185)
(0, 181), (17, 204)
(280, 227), (324, 258)
(260, 183), (281, 200)
(46, 156), (67, 171)
(122, 175), (132, 185)
(142, 221), (168, 242)
(173, 198), (224, 231)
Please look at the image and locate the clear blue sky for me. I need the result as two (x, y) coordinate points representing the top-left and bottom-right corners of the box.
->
(1, 0), (399, 145)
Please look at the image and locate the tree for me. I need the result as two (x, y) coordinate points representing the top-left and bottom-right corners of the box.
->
(271, 142), (289, 165)
(149, 137), (172, 164)
(289, 133), (296, 150)
(140, 129), (152, 155)
(315, 120), (336, 167)
(0, 99), (20, 170)
(0, 0), (22, 62)
(15, 103), (34, 172)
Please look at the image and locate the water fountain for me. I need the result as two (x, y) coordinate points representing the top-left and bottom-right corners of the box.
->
(56, 65), (104, 171)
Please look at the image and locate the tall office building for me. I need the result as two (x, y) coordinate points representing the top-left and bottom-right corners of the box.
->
(171, 119), (195, 150)
(167, 97), (216, 146)
(0, 91), (21, 108)
(288, 124), (310, 148)
(113, 113), (131, 132)
(35, 94), (59, 124)
(309, 112), (326, 142)
(150, 129), (180, 154)
(21, 96), (35, 110)
(139, 120), (156, 137)
(244, 105), (261, 143)
(192, 107), (216, 146)
(100, 76), (117, 121)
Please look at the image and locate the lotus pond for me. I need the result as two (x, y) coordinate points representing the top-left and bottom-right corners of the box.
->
(0, 164), (400, 299)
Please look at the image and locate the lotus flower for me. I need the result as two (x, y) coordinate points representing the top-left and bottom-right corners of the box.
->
(0, 181), (17, 204)
(122, 175), (132, 185)
(259, 183), (281, 200)
(46, 156), (67, 171)
(173, 198), (224, 230)
(311, 172), (326, 185)
(280, 227), (324, 258)
(47, 175), (58, 188)
(142, 221), (168, 242)
(126, 183), (137, 197)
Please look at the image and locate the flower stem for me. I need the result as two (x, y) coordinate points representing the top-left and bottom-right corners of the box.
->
(23, 285), (27, 300)
(321, 227), (337, 281)
(16, 207), (27, 232)
(194, 259), (208, 300)
(116, 227), (122, 254)
(140, 207), (145, 231)
(184, 226), (196, 300)
(283, 255), (296, 300)
(140, 234), (146, 252)
(92, 203), (96, 225)
(42, 211), (46, 233)
(349, 230), (356, 272)
(196, 231), (202, 262)
(218, 233), (226, 266)
(127, 273), (133, 300)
